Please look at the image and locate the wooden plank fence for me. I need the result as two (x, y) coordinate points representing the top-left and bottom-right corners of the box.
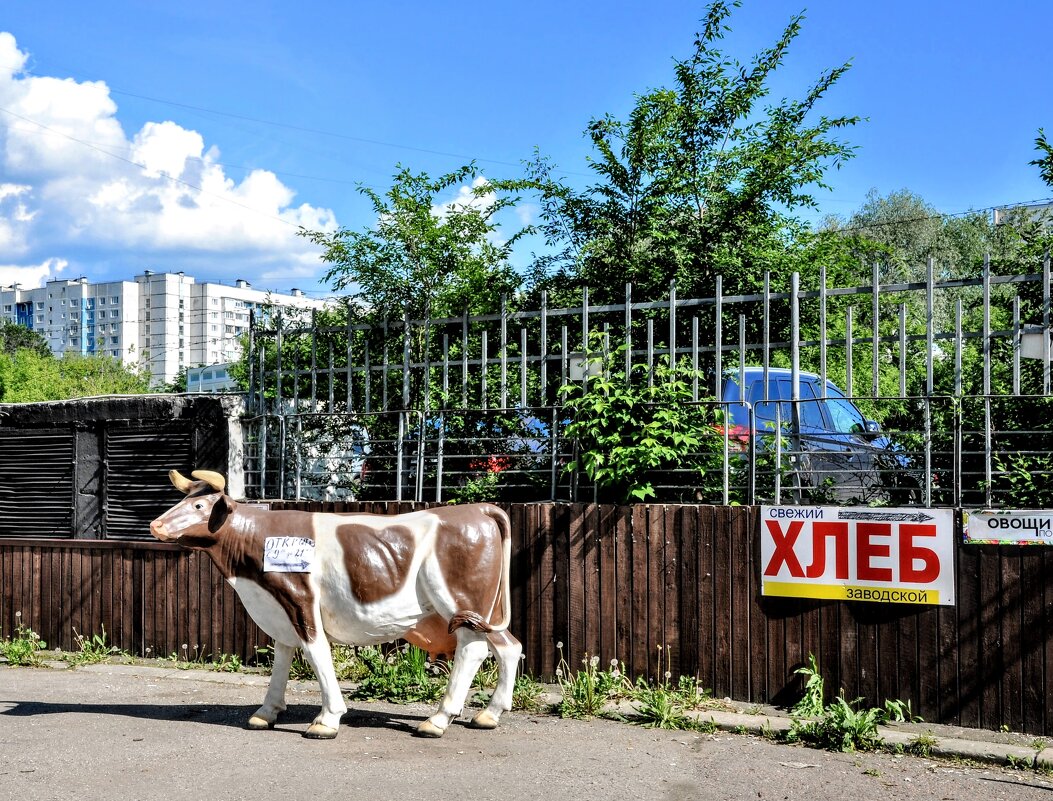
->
(3, 502), (1052, 736)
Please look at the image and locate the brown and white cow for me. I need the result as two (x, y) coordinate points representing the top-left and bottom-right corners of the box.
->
(149, 469), (521, 739)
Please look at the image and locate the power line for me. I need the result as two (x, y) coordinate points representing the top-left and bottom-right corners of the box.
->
(0, 60), (591, 180)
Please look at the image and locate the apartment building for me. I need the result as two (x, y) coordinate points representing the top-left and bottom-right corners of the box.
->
(0, 271), (327, 387)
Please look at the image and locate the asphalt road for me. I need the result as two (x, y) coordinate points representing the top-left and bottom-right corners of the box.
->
(2, 664), (1052, 801)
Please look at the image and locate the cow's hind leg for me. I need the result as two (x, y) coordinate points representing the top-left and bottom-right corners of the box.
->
(248, 640), (295, 729)
(416, 629), (489, 738)
(299, 635), (348, 739)
(467, 630), (523, 730)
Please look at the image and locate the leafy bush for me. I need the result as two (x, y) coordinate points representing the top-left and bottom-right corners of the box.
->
(559, 341), (727, 503)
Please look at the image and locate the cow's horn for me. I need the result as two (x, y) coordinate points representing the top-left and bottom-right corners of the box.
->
(191, 470), (226, 493)
(169, 470), (195, 494)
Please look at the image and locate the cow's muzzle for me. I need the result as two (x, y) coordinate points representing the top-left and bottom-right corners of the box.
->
(149, 519), (172, 542)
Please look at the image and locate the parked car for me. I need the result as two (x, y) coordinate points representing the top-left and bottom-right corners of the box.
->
(294, 420), (371, 502)
(719, 367), (921, 503)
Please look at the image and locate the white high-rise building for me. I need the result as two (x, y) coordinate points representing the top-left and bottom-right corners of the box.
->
(0, 272), (327, 387)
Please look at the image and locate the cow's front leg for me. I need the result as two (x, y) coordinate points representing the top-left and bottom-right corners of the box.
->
(248, 640), (295, 729)
(299, 635), (348, 739)
(417, 631), (489, 738)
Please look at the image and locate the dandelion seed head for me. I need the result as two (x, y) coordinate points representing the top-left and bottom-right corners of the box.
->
(556, 641), (564, 649)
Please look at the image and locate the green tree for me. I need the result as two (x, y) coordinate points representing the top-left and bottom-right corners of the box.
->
(527, 0), (859, 304)
(0, 320), (50, 357)
(301, 164), (530, 324)
(1033, 128), (1053, 187)
(0, 350), (150, 402)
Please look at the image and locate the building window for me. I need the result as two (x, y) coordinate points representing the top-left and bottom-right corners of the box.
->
(99, 298), (106, 305)
(110, 310), (118, 318)
(110, 336), (119, 345)
(111, 296), (119, 304)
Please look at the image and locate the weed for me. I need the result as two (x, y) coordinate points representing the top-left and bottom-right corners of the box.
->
(788, 695), (884, 752)
(633, 681), (697, 730)
(862, 768), (881, 777)
(209, 653), (243, 673)
(471, 656), (500, 689)
(289, 651), (317, 681)
(0, 613), (48, 666)
(629, 650), (717, 730)
(760, 721), (783, 742)
(350, 644), (445, 705)
(906, 732), (938, 757)
(883, 698), (922, 723)
(66, 626), (122, 666)
(554, 644), (633, 719)
(1006, 754), (1032, 770)
(511, 673), (547, 712)
(791, 654), (826, 718)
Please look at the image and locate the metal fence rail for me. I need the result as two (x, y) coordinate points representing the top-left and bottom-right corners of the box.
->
(244, 258), (1053, 506)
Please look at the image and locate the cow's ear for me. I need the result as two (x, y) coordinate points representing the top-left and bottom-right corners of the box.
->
(208, 495), (237, 533)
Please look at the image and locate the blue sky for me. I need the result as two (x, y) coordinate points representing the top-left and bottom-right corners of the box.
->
(1, 1), (1050, 299)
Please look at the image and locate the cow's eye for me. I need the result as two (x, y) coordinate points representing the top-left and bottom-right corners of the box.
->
(193, 502), (205, 510)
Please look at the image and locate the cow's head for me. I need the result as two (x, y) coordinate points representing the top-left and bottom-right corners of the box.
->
(149, 469), (237, 547)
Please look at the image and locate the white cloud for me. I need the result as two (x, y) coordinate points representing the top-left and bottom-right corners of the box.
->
(0, 33), (337, 287)
(433, 176), (497, 219)
(0, 257), (68, 288)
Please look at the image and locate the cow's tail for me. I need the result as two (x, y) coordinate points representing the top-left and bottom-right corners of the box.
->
(448, 504), (512, 635)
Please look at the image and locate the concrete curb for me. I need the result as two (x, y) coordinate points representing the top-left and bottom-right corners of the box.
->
(8, 659), (1050, 770)
(599, 694), (1046, 769)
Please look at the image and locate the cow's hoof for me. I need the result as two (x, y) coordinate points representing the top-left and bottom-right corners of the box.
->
(467, 709), (499, 729)
(414, 720), (446, 738)
(247, 715), (275, 730)
(304, 723), (339, 740)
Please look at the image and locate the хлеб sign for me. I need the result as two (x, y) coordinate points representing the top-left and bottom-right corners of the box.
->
(760, 506), (955, 606)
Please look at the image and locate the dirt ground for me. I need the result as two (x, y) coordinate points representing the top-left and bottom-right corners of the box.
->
(1, 664), (1051, 801)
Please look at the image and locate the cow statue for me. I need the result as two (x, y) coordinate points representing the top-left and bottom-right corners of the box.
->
(149, 469), (522, 739)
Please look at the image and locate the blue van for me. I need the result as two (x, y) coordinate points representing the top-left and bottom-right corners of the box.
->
(720, 367), (919, 503)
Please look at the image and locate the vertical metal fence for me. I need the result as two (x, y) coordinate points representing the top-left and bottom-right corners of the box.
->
(245, 256), (1053, 507)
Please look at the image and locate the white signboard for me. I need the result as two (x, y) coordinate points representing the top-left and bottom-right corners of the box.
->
(964, 510), (1053, 545)
(263, 537), (315, 573)
(760, 506), (956, 606)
